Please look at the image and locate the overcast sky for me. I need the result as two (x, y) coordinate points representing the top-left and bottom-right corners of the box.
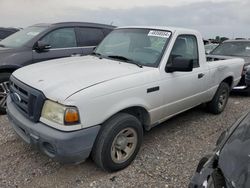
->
(0, 0), (249, 38)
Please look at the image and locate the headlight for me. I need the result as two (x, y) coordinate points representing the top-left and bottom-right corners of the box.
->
(41, 100), (80, 125)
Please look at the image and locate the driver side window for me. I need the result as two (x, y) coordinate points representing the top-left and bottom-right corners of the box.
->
(40, 28), (77, 49)
(167, 35), (199, 68)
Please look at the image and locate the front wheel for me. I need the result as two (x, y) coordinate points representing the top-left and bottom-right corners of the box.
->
(91, 113), (143, 172)
(207, 82), (230, 114)
(0, 73), (12, 114)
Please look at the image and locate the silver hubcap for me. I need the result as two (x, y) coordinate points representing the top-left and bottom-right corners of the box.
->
(111, 128), (138, 164)
(0, 81), (9, 109)
(218, 90), (227, 110)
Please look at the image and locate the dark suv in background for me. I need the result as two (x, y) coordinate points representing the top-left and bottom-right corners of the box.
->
(0, 22), (115, 113)
(0, 27), (20, 41)
(209, 40), (250, 94)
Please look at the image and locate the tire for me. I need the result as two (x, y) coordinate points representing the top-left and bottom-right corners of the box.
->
(247, 87), (250, 96)
(207, 169), (226, 188)
(196, 154), (212, 173)
(0, 72), (12, 114)
(91, 113), (143, 172)
(207, 82), (230, 114)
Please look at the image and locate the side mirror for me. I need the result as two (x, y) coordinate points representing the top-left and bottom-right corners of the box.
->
(166, 57), (193, 73)
(35, 41), (51, 51)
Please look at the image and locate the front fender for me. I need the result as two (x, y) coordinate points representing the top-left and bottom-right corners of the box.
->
(65, 87), (159, 129)
(84, 96), (152, 129)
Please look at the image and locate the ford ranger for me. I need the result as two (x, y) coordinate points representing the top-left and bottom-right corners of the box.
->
(7, 26), (244, 172)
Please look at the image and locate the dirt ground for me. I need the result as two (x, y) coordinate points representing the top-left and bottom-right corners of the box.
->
(0, 95), (249, 188)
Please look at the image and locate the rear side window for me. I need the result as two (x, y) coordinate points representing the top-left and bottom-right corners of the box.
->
(168, 35), (199, 68)
(76, 27), (104, 46)
(40, 28), (77, 49)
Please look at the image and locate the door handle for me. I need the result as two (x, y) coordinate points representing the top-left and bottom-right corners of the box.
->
(198, 73), (205, 79)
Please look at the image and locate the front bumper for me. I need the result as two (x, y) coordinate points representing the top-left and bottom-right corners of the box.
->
(246, 72), (250, 87)
(233, 76), (249, 92)
(7, 96), (100, 164)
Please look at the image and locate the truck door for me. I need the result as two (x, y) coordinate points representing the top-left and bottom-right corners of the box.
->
(160, 35), (208, 118)
(32, 27), (82, 63)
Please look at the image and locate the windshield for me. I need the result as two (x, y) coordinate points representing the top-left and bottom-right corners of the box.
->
(210, 41), (250, 57)
(0, 26), (47, 48)
(95, 28), (172, 67)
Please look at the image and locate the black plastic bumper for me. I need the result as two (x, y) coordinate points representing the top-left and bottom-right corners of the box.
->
(246, 71), (250, 87)
(233, 76), (250, 93)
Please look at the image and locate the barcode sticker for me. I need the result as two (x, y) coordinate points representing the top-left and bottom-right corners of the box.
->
(148, 30), (171, 38)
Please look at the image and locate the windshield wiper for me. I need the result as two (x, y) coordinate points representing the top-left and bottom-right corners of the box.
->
(91, 52), (103, 59)
(108, 55), (143, 68)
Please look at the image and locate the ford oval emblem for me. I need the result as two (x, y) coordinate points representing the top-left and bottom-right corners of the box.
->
(13, 93), (22, 103)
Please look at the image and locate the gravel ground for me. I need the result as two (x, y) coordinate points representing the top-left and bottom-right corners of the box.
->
(0, 94), (249, 188)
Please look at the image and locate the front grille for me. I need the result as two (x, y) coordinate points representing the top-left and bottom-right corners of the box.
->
(9, 76), (46, 122)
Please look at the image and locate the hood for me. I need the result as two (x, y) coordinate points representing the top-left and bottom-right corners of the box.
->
(218, 112), (250, 187)
(13, 55), (148, 102)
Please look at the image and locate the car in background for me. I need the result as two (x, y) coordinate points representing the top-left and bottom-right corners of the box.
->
(205, 43), (218, 54)
(246, 68), (250, 87)
(0, 27), (20, 41)
(0, 22), (115, 113)
(209, 40), (250, 94)
(189, 111), (250, 188)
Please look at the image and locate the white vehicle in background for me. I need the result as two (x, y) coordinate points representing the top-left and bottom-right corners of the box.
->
(7, 26), (244, 172)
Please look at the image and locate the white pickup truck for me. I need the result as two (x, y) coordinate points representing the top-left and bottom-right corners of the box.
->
(7, 26), (244, 172)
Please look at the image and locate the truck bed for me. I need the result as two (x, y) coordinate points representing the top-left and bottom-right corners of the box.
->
(206, 55), (238, 62)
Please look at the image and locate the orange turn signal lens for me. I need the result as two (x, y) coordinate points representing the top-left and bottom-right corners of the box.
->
(64, 108), (80, 125)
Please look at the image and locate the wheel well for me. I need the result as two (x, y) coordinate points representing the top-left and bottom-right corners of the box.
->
(222, 76), (233, 89)
(0, 68), (17, 74)
(119, 106), (150, 130)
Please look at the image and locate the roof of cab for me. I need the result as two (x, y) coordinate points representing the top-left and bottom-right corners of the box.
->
(30, 22), (116, 29)
(116, 26), (198, 33)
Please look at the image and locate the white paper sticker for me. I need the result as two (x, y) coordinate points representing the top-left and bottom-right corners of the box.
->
(148, 30), (171, 38)
(26, 32), (40, 36)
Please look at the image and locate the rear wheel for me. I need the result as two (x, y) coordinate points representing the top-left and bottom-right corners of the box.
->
(91, 113), (143, 172)
(207, 82), (230, 114)
(0, 72), (12, 114)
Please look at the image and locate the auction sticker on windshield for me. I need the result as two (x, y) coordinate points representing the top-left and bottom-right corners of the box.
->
(148, 30), (171, 38)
